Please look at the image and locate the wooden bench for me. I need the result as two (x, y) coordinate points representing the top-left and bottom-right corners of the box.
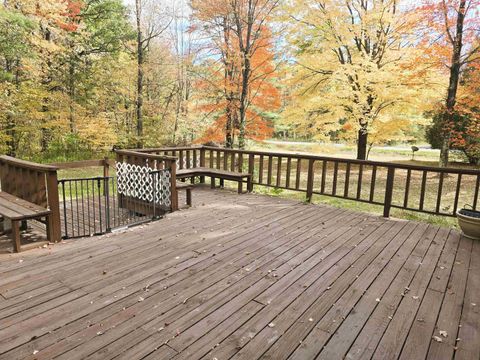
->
(0, 192), (52, 252)
(176, 167), (252, 194)
(176, 181), (194, 207)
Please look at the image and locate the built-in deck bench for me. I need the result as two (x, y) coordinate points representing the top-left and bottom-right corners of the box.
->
(176, 167), (252, 194)
(0, 192), (52, 252)
(176, 181), (194, 207)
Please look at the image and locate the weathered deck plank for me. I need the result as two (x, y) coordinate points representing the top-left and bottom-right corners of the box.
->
(0, 186), (476, 360)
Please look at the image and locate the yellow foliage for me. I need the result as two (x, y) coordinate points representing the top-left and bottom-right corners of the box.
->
(282, 0), (445, 143)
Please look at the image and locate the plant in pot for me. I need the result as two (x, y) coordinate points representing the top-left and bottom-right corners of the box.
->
(457, 205), (480, 240)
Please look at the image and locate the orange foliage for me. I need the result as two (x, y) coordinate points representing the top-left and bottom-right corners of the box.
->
(417, 0), (480, 72)
(192, 0), (279, 145)
(58, 0), (83, 32)
(437, 64), (480, 161)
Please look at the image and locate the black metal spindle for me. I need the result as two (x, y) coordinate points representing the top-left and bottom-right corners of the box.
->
(80, 180), (86, 236)
(87, 180), (92, 234)
(61, 180), (68, 238)
(97, 178), (102, 233)
(69, 181), (74, 237)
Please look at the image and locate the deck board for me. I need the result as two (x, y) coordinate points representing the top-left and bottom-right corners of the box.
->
(0, 186), (477, 360)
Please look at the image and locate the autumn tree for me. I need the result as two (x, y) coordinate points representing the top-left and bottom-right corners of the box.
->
(169, 0), (196, 143)
(0, 0), (69, 156)
(134, 0), (171, 148)
(426, 63), (480, 164)
(57, 0), (133, 134)
(284, 0), (438, 160)
(419, 0), (480, 167)
(229, 0), (280, 148)
(191, 0), (280, 148)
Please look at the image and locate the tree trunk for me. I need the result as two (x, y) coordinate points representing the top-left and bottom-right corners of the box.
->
(68, 61), (75, 133)
(439, 0), (466, 167)
(5, 59), (17, 156)
(5, 115), (16, 157)
(357, 128), (368, 160)
(135, 0), (144, 148)
(223, 17), (234, 149)
(238, 56), (250, 149)
(225, 102), (233, 148)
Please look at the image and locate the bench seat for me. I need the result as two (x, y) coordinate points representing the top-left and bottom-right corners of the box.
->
(176, 181), (194, 207)
(0, 192), (51, 252)
(176, 167), (252, 193)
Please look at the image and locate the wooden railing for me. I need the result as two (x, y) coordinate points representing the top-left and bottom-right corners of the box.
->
(50, 158), (114, 178)
(136, 145), (480, 218)
(0, 155), (61, 242)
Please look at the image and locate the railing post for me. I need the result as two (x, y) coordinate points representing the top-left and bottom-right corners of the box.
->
(103, 157), (110, 178)
(248, 153), (255, 192)
(383, 166), (395, 217)
(103, 157), (110, 196)
(170, 159), (178, 211)
(104, 177), (111, 232)
(199, 147), (206, 183)
(46, 170), (62, 243)
(306, 159), (315, 203)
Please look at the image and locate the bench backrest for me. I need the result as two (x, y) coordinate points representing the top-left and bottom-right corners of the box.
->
(0, 156), (57, 208)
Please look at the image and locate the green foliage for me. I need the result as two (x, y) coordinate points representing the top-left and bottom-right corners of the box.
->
(425, 111), (480, 164)
(0, 8), (35, 61)
(425, 112), (445, 150)
(80, 0), (135, 56)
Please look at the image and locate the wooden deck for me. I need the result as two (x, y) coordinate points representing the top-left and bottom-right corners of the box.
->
(0, 186), (478, 360)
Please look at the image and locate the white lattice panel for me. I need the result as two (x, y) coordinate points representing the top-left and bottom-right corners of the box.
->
(176, 157), (200, 170)
(116, 162), (172, 207)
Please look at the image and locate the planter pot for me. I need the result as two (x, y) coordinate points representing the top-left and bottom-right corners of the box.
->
(457, 209), (480, 240)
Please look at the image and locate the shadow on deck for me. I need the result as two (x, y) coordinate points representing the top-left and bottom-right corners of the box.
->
(0, 186), (478, 359)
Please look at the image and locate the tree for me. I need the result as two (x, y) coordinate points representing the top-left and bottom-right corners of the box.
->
(58, 0), (133, 134)
(191, 0), (280, 148)
(229, 0), (280, 148)
(419, 0), (480, 167)
(133, 0), (171, 148)
(284, 0), (438, 160)
(0, 6), (35, 155)
(170, 0), (196, 144)
(426, 63), (480, 164)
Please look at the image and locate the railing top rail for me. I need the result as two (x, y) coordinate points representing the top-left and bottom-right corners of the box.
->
(133, 146), (204, 153)
(49, 159), (114, 169)
(0, 155), (58, 172)
(121, 145), (480, 175)
(59, 176), (111, 182)
(199, 146), (480, 175)
(115, 149), (177, 162)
